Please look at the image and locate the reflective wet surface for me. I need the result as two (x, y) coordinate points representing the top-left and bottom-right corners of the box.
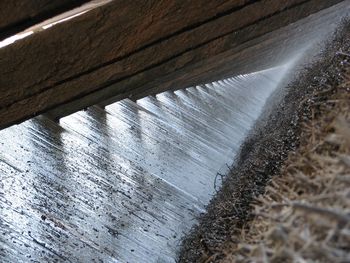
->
(0, 67), (287, 263)
(1, 2), (349, 260)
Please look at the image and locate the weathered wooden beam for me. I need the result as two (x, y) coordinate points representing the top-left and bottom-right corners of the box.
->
(0, 0), (90, 41)
(68, 1), (350, 108)
(0, 0), (346, 129)
(0, 0), (253, 106)
(101, 1), (348, 105)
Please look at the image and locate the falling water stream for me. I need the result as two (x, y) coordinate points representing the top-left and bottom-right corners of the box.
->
(0, 2), (349, 262)
(0, 66), (289, 262)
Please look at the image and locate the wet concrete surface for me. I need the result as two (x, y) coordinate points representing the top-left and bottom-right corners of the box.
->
(0, 67), (287, 263)
(1, 2), (350, 262)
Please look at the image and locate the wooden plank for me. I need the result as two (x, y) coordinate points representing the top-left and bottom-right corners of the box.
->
(0, 0), (90, 41)
(100, 6), (339, 104)
(68, 0), (350, 108)
(0, 0), (252, 106)
(0, 0), (345, 128)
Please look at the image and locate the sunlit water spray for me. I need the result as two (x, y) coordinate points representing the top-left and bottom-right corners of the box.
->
(0, 65), (293, 262)
(1, 1), (349, 260)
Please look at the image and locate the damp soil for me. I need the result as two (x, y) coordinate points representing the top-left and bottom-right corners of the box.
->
(178, 20), (350, 263)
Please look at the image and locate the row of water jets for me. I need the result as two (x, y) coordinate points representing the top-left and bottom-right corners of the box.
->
(0, 65), (292, 262)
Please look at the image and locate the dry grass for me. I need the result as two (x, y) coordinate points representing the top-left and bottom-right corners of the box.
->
(179, 22), (350, 263)
(218, 65), (350, 262)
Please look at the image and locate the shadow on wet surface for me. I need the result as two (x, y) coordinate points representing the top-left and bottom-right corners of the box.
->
(1, 3), (350, 260)
(0, 65), (291, 262)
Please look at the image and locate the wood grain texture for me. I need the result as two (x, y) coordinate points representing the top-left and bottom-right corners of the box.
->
(0, 0), (345, 128)
(0, 0), (89, 40)
(0, 0), (252, 105)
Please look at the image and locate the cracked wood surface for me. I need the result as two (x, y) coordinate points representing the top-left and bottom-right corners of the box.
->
(0, 0), (346, 129)
(0, 0), (90, 41)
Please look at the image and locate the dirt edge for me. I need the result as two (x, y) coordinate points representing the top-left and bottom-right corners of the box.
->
(178, 19), (350, 263)
(219, 46), (350, 262)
